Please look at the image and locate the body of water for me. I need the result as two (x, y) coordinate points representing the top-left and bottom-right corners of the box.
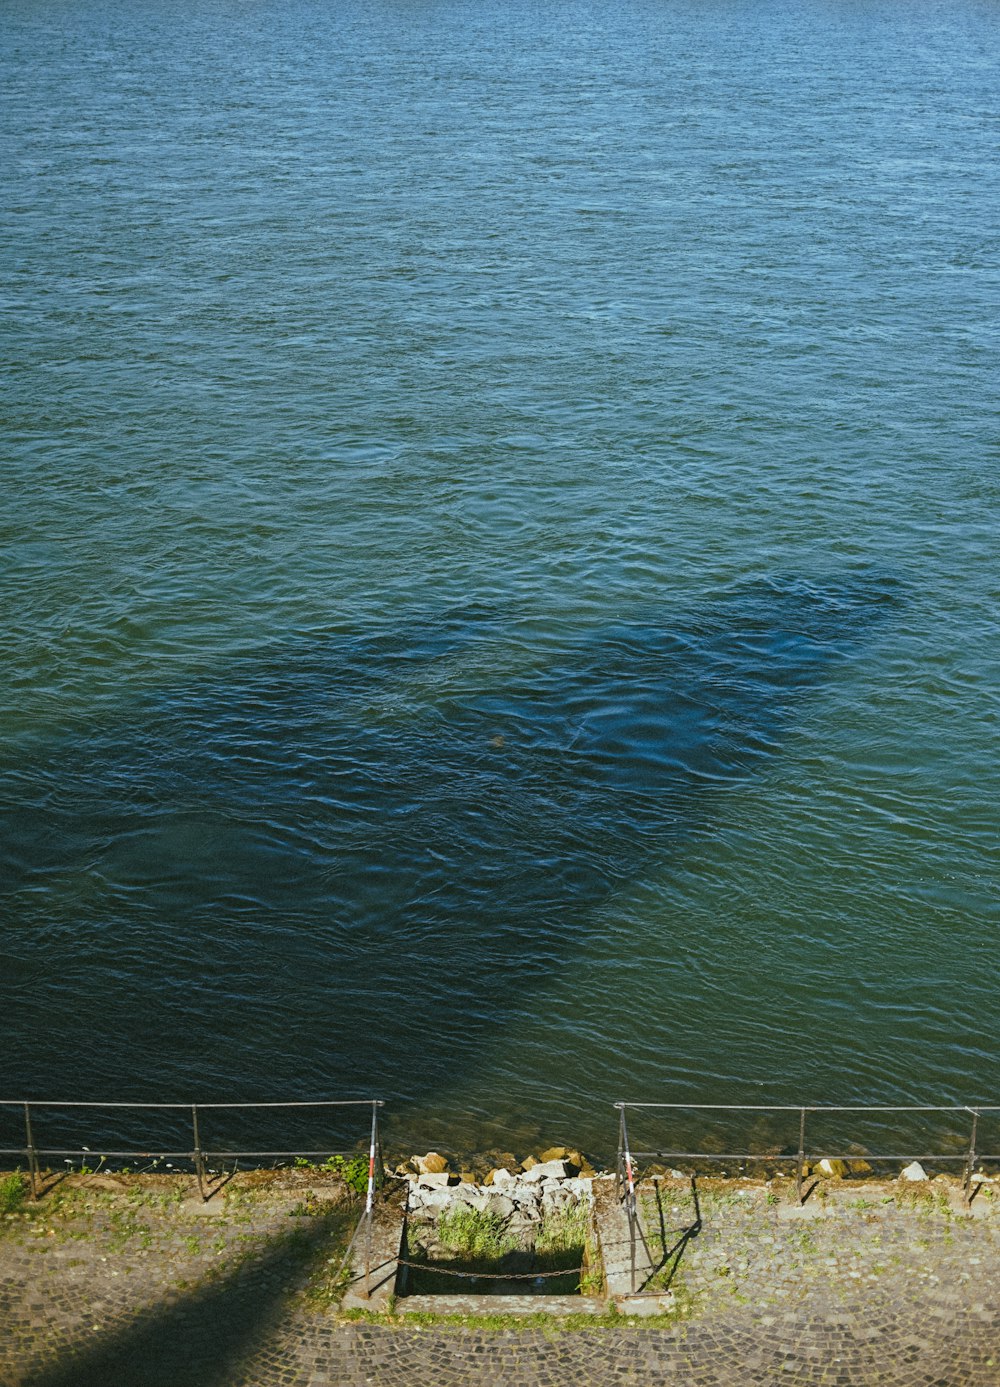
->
(2, 0), (998, 1160)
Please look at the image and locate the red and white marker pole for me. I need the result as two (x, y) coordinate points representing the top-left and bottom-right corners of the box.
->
(365, 1103), (378, 1216)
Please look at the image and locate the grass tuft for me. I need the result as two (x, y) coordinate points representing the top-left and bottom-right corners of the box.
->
(0, 1171), (27, 1215)
(436, 1206), (520, 1261)
(535, 1206), (589, 1256)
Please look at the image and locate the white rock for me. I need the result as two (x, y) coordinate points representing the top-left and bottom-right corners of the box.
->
(900, 1161), (928, 1182)
(411, 1187), (454, 1211)
(451, 1183), (486, 1208)
(521, 1159), (572, 1183)
(484, 1193), (516, 1219)
(417, 1171), (454, 1190)
(489, 1168), (517, 1191)
(540, 1186), (574, 1214)
(561, 1177), (592, 1201)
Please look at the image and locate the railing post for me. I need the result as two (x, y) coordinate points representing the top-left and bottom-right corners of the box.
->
(616, 1103), (638, 1294)
(374, 1101), (385, 1192)
(628, 1202), (636, 1293)
(962, 1109), (979, 1205)
(23, 1103), (40, 1201)
(191, 1104), (207, 1200)
(614, 1103), (627, 1204)
(795, 1107), (806, 1206)
(363, 1101), (378, 1297)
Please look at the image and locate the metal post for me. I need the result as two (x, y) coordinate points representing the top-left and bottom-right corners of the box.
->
(628, 1202), (636, 1294)
(373, 1102), (385, 1192)
(23, 1103), (39, 1201)
(363, 1101), (378, 1297)
(962, 1109), (979, 1205)
(616, 1103), (638, 1294)
(615, 1103), (625, 1203)
(192, 1105), (207, 1200)
(795, 1107), (806, 1206)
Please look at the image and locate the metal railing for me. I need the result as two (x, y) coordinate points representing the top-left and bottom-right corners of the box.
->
(5, 1096), (998, 1301)
(0, 1098), (384, 1204)
(614, 1102), (1000, 1295)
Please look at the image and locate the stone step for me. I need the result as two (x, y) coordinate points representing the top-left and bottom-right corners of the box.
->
(341, 1192), (407, 1311)
(397, 1293), (606, 1316)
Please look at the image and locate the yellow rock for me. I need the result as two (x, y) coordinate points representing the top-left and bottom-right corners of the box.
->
(848, 1159), (873, 1176)
(818, 1158), (849, 1179)
(412, 1152), (448, 1175)
(539, 1146), (568, 1163)
(521, 1155), (539, 1171)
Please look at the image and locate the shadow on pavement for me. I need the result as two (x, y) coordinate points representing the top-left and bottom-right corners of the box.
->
(643, 1176), (702, 1292)
(23, 1206), (352, 1387)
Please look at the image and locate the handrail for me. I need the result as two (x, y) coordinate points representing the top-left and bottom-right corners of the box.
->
(0, 1099), (379, 1108)
(614, 1100), (999, 1296)
(613, 1102), (999, 1196)
(0, 1098), (384, 1202)
(613, 1103), (1000, 1112)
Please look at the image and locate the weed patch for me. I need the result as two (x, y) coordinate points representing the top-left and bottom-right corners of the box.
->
(0, 1171), (27, 1216)
(293, 1154), (369, 1195)
(437, 1206), (521, 1261)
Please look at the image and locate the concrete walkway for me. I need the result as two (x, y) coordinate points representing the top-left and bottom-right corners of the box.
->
(1, 1172), (998, 1385)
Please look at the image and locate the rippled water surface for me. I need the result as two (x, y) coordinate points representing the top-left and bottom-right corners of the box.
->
(2, 0), (998, 1158)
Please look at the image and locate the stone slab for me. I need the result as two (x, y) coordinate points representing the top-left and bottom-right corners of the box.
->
(614, 1291), (676, 1317)
(777, 1201), (831, 1220)
(397, 1293), (604, 1317)
(179, 1195), (228, 1217)
(592, 1180), (657, 1302)
(341, 1195), (406, 1312)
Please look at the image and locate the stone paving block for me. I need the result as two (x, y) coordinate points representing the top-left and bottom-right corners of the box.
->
(397, 1292), (604, 1316)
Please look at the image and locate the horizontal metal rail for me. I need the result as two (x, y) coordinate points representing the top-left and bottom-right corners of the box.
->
(615, 1103), (1000, 1112)
(625, 1151), (1000, 1162)
(0, 1099), (378, 1109)
(0, 1149), (381, 1160)
(0, 1098), (384, 1202)
(614, 1101), (998, 1294)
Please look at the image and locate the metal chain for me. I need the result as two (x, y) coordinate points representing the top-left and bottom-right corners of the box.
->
(395, 1255), (583, 1281)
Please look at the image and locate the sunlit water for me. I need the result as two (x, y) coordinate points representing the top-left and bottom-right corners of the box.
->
(2, 0), (998, 1161)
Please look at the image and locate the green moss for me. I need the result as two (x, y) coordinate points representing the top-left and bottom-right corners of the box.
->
(340, 1306), (687, 1333)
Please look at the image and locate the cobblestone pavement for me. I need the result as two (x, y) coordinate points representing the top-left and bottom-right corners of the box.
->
(2, 1172), (999, 1385)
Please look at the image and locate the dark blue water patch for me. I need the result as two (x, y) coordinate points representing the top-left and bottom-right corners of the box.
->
(1, 568), (904, 1120)
(1, 572), (900, 1114)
